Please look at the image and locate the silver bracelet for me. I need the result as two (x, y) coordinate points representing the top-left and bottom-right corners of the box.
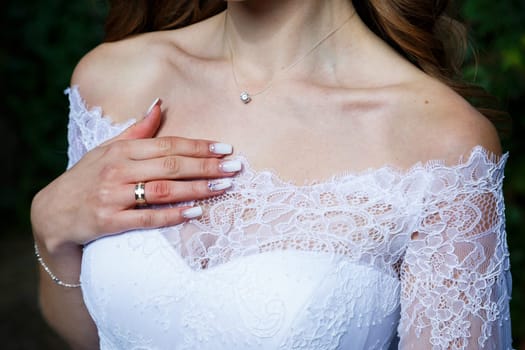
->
(34, 242), (81, 288)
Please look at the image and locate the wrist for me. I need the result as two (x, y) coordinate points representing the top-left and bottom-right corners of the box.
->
(31, 186), (81, 255)
(34, 241), (82, 288)
(32, 219), (83, 289)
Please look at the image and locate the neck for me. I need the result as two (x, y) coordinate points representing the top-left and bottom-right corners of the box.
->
(224, 0), (356, 86)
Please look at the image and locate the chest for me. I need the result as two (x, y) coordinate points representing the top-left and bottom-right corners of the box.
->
(156, 86), (399, 182)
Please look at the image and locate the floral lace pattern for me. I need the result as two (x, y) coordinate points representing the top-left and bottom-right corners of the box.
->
(163, 158), (427, 276)
(66, 86), (512, 349)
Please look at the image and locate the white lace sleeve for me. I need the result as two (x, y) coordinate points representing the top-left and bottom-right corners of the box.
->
(65, 86), (135, 169)
(399, 148), (512, 349)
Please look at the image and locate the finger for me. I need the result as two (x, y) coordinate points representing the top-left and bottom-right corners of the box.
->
(144, 179), (232, 204)
(117, 179), (233, 207)
(124, 137), (233, 160)
(129, 156), (242, 182)
(100, 98), (162, 147)
(119, 98), (162, 140)
(112, 205), (203, 231)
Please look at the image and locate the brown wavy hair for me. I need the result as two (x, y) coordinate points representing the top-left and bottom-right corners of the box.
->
(104, 0), (508, 132)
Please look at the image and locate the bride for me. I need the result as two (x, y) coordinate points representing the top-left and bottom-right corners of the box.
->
(31, 0), (512, 349)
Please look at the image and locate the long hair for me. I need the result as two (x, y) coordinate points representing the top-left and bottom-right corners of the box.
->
(104, 0), (508, 132)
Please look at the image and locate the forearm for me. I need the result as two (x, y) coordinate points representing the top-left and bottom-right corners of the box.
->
(32, 185), (99, 350)
(36, 238), (99, 350)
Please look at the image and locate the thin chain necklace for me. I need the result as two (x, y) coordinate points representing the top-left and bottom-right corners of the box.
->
(225, 11), (356, 104)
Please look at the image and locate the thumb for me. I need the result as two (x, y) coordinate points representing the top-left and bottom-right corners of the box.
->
(117, 98), (162, 141)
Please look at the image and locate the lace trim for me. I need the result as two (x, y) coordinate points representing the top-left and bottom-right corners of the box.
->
(235, 148), (507, 189)
(66, 86), (138, 128)
(65, 86), (136, 168)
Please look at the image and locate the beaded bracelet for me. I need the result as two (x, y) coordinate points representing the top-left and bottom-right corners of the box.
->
(34, 242), (81, 288)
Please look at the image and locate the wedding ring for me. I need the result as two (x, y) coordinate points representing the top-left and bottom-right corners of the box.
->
(134, 182), (147, 206)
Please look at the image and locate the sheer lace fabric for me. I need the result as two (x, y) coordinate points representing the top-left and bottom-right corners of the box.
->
(65, 87), (512, 349)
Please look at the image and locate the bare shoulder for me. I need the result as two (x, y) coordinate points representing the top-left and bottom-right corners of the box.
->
(70, 33), (169, 122)
(390, 76), (502, 166)
(70, 13), (224, 123)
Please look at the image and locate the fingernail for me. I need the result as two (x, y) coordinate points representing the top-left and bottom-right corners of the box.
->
(208, 178), (233, 191)
(182, 206), (203, 219)
(219, 160), (242, 173)
(209, 143), (233, 155)
(146, 97), (161, 116)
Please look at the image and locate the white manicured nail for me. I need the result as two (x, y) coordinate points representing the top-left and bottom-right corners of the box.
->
(182, 206), (203, 219)
(209, 143), (233, 155)
(146, 97), (161, 115)
(220, 160), (242, 173)
(208, 178), (233, 191)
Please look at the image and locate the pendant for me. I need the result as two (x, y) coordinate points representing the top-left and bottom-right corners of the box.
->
(240, 91), (252, 104)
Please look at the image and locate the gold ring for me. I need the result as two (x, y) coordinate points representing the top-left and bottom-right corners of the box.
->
(134, 182), (147, 206)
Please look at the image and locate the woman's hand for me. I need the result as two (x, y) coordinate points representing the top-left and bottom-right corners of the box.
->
(31, 100), (240, 254)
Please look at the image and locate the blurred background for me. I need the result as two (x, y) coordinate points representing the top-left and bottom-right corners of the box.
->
(1, 0), (524, 348)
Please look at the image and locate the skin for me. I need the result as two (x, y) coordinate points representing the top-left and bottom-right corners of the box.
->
(31, 0), (502, 348)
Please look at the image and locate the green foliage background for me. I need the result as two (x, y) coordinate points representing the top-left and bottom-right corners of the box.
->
(1, 0), (524, 347)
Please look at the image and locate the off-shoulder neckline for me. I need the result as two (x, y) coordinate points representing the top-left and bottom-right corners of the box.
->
(66, 85), (508, 187)
(235, 148), (507, 188)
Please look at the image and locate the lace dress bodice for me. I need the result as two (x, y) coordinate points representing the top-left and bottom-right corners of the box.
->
(65, 87), (513, 349)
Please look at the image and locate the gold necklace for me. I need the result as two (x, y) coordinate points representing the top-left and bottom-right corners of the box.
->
(225, 11), (356, 104)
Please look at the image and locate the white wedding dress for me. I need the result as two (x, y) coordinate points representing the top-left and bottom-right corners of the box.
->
(65, 87), (513, 349)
